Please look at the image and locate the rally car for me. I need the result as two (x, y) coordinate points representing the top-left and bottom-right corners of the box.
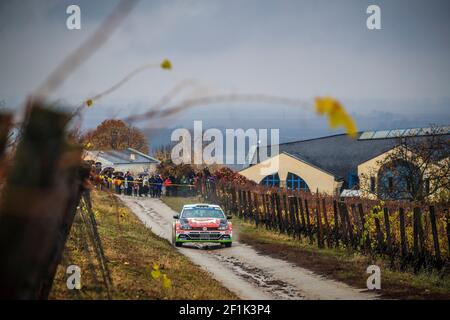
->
(172, 204), (233, 247)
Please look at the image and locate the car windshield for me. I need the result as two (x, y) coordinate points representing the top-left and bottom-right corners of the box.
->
(181, 207), (225, 219)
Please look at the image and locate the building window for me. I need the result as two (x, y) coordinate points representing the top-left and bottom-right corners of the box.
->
(370, 176), (376, 193)
(286, 172), (310, 192)
(261, 173), (280, 187)
(348, 172), (359, 189)
(378, 159), (420, 200)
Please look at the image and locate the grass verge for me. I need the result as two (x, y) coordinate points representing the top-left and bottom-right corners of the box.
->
(161, 196), (450, 300)
(49, 190), (237, 300)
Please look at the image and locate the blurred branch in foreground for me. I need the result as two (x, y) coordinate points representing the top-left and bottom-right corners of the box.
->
(74, 59), (173, 116)
(34, 0), (140, 101)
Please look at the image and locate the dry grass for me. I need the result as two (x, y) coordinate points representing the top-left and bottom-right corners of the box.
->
(49, 190), (237, 300)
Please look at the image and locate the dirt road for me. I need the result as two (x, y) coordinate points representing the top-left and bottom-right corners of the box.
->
(120, 196), (378, 300)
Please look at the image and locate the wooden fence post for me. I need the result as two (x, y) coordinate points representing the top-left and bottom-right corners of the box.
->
(338, 202), (350, 246)
(373, 210), (385, 253)
(284, 193), (293, 235)
(398, 207), (408, 259)
(333, 200), (340, 247)
(253, 192), (260, 227)
(263, 193), (270, 229)
(231, 186), (237, 215)
(270, 193), (277, 230)
(237, 189), (243, 218)
(412, 206), (426, 270)
(351, 204), (363, 246)
(293, 195), (301, 239)
(280, 191), (288, 233)
(321, 198), (331, 247)
(289, 194), (295, 235)
(428, 206), (441, 264)
(0, 105), (86, 299)
(304, 199), (313, 244)
(243, 189), (248, 219)
(413, 207), (425, 257)
(242, 190), (247, 220)
(275, 192), (284, 233)
(383, 207), (393, 258)
(315, 191), (324, 248)
(298, 196), (306, 234)
(226, 186), (231, 210)
(246, 190), (252, 220)
(350, 204), (361, 231)
(358, 203), (371, 254)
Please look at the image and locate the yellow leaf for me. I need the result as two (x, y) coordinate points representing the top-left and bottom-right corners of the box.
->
(160, 59), (172, 70)
(162, 274), (171, 289)
(151, 263), (161, 279)
(86, 99), (93, 107)
(315, 96), (337, 114)
(315, 97), (357, 137)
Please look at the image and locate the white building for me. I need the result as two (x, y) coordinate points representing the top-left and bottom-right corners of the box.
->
(84, 148), (160, 174)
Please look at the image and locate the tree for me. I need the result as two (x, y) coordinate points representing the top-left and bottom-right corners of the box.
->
(82, 119), (149, 154)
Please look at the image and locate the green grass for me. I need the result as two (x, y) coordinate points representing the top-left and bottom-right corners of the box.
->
(49, 190), (238, 300)
(162, 196), (450, 300)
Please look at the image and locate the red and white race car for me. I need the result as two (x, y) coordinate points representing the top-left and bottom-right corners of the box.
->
(172, 204), (233, 247)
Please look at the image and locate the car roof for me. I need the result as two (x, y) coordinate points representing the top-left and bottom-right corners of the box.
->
(182, 204), (222, 209)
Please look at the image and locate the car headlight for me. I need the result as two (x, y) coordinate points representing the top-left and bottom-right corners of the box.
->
(218, 222), (229, 230)
(179, 219), (191, 230)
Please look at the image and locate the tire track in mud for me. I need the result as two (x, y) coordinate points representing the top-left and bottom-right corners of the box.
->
(211, 254), (305, 299)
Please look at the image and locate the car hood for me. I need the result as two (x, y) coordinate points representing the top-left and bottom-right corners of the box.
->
(183, 218), (223, 228)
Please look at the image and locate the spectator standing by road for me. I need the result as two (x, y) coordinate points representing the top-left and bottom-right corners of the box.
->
(156, 175), (163, 197)
(163, 176), (172, 196)
(137, 176), (144, 197)
(125, 172), (134, 196)
(142, 176), (149, 197)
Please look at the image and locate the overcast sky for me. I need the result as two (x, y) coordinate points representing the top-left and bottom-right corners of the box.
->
(0, 0), (449, 135)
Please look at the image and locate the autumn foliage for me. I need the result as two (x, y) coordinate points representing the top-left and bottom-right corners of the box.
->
(82, 119), (149, 154)
(213, 167), (254, 185)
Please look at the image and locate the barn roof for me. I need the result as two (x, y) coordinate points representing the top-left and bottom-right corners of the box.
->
(258, 126), (450, 181)
(87, 148), (160, 165)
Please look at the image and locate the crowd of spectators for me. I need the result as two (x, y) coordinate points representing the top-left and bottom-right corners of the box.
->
(89, 161), (212, 198)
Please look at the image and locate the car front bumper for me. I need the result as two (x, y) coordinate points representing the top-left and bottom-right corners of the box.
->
(175, 230), (232, 243)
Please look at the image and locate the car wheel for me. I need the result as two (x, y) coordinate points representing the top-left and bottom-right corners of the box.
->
(224, 242), (232, 248)
(175, 241), (182, 247)
(171, 228), (178, 246)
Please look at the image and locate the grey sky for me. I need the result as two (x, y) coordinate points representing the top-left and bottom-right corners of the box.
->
(0, 0), (449, 134)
